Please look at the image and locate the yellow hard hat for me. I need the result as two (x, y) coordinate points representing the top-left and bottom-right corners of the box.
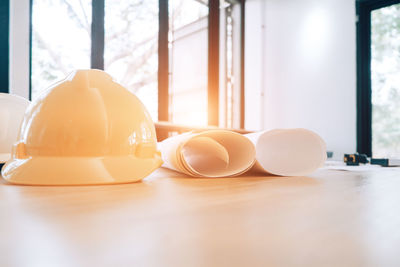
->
(0, 93), (30, 163)
(1, 69), (163, 185)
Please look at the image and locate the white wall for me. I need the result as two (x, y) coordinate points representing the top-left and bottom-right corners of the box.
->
(245, 0), (265, 131)
(245, 0), (357, 157)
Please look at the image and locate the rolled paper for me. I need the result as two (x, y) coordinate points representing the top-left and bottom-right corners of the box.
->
(158, 130), (256, 177)
(245, 129), (327, 176)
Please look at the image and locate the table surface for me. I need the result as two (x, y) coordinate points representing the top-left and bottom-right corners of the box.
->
(1, 167), (400, 267)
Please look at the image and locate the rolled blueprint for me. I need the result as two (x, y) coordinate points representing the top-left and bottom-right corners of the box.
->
(246, 129), (326, 176)
(158, 130), (256, 177)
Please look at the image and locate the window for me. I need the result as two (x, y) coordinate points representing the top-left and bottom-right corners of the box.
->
(222, 1), (244, 129)
(168, 0), (244, 127)
(371, 3), (400, 157)
(8, 0), (245, 127)
(169, 0), (209, 126)
(31, 0), (159, 119)
(357, 0), (400, 156)
(31, 0), (92, 100)
(104, 0), (159, 120)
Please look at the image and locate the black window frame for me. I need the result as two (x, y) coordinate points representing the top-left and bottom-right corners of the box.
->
(356, 0), (400, 156)
(0, 0), (9, 94)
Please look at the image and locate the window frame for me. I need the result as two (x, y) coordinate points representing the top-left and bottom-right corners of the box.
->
(91, 0), (104, 70)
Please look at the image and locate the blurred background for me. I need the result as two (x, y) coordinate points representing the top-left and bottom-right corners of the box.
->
(1, 0), (400, 158)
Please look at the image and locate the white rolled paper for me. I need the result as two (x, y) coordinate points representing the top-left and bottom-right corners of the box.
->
(158, 130), (256, 177)
(246, 129), (327, 176)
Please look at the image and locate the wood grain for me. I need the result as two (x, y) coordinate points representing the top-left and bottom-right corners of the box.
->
(1, 168), (400, 266)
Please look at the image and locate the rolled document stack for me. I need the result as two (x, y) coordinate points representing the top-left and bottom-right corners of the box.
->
(159, 128), (326, 177)
(158, 130), (256, 177)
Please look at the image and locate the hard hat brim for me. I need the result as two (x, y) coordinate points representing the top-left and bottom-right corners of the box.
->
(1, 155), (163, 185)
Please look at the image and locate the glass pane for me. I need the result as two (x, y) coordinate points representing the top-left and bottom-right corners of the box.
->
(170, 0), (208, 29)
(169, 0), (208, 126)
(371, 4), (400, 157)
(222, 2), (242, 129)
(31, 0), (91, 100)
(104, 0), (158, 121)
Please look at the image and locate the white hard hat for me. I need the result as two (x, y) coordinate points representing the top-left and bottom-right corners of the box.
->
(2, 70), (163, 185)
(0, 93), (30, 163)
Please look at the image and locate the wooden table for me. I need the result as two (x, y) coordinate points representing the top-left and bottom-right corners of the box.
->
(1, 167), (400, 266)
